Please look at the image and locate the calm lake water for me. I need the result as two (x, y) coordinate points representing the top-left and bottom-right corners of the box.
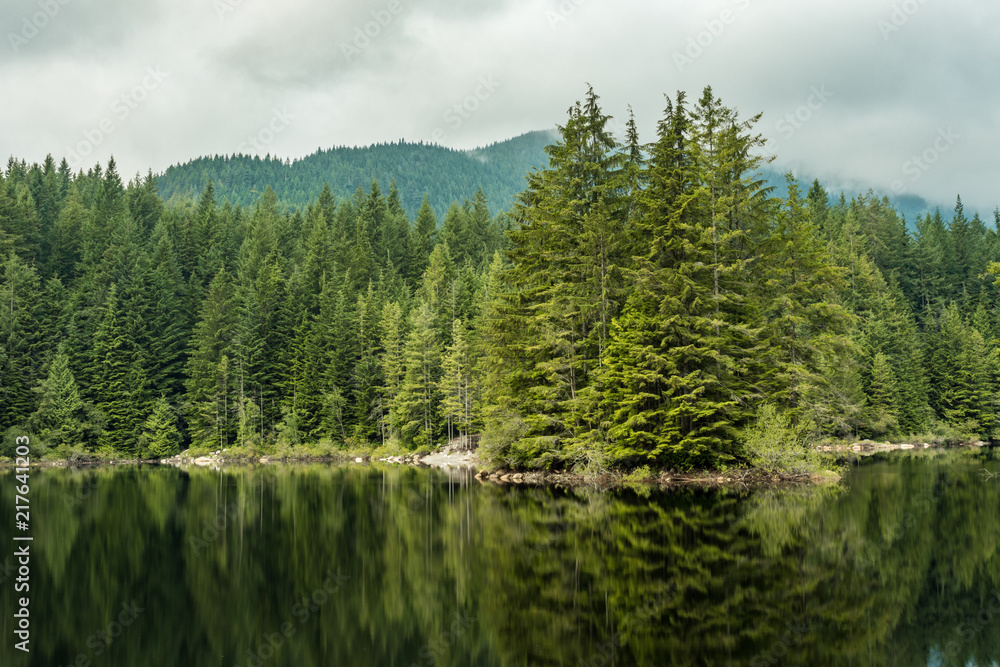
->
(2, 450), (1000, 666)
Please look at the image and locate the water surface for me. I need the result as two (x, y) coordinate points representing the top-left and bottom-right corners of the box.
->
(2, 450), (1000, 666)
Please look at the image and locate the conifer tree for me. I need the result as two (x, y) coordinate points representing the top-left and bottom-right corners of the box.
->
(468, 188), (493, 266)
(10, 183), (42, 263)
(418, 242), (457, 339)
(141, 396), (181, 458)
(393, 302), (441, 448)
(379, 300), (406, 443)
(128, 170), (164, 234)
(385, 179), (411, 269)
(0, 252), (42, 431)
(488, 86), (629, 462)
(758, 176), (854, 420)
(320, 281), (357, 419)
(82, 158), (127, 272)
(407, 195), (438, 283)
(185, 269), (236, 448)
(599, 92), (739, 467)
(283, 310), (323, 440)
(93, 284), (149, 454)
(36, 276), (68, 364)
(350, 284), (385, 441)
(9, 102), (995, 466)
(439, 203), (471, 265)
(47, 184), (87, 280)
(236, 256), (289, 438)
(949, 196), (973, 296)
(850, 255), (928, 434)
(954, 323), (997, 435)
(910, 211), (950, 311)
(360, 179), (391, 264)
(866, 352), (900, 435)
(192, 180), (224, 287)
(29, 156), (61, 254)
(28, 347), (100, 450)
(439, 319), (473, 443)
(923, 303), (998, 434)
(142, 220), (189, 399)
(806, 179), (830, 238)
(299, 203), (333, 315)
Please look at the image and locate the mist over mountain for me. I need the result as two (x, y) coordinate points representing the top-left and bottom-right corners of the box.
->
(760, 163), (990, 228)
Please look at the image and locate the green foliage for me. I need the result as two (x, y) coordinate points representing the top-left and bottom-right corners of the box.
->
(275, 407), (302, 448)
(479, 410), (528, 467)
(184, 269), (236, 449)
(623, 464), (653, 483)
(865, 352), (900, 437)
(439, 319), (474, 442)
(741, 404), (820, 474)
(140, 396), (181, 458)
(758, 175), (855, 420)
(92, 284), (149, 455)
(0, 252), (43, 431)
(393, 302), (441, 448)
(28, 348), (102, 449)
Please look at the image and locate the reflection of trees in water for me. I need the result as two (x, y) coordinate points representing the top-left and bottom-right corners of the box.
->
(5, 452), (1000, 666)
(737, 450), (1000, 667)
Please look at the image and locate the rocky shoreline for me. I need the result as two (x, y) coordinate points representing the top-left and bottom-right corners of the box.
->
(369, 443), (842, 489)
(3, 445), (836, 490)
(465, 465), (841, 489)
(816, 439), (989, 454)
(9, 436), (993, 487)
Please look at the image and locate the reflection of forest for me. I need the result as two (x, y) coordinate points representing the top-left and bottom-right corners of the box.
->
(2, 451), (1000, 666)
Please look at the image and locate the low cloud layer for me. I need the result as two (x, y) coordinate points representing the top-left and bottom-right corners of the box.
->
(1, 0), (995, 214)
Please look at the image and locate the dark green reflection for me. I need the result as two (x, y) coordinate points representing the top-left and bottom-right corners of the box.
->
(3, 452), (1000, 666)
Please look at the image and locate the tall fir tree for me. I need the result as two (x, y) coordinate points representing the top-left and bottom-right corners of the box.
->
(758, 176), (854, 421)
(0, 252), (42, 431)
(599, 92), (741, 467)
(185, 269), (237, 449)
(439, 319), (474, 443)
(393, 301), (441, 448)
(28, 347), (101, 449)
(92, 284), (149, 454)
(140, 396), (182, 458)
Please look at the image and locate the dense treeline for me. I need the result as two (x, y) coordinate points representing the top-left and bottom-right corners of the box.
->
(155, 130), (556, 219)
(481, 87), (1000, 470)
(0, 149), (509, 459)
(2, 86), (1000, 468)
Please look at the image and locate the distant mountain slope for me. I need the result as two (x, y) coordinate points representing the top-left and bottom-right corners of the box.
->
(157, 129), (970, 226)
(156, 130), (559, 217)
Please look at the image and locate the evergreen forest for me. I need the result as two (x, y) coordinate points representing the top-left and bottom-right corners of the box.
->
(155, 130), (556, 219)
(3, 86), (1000, 471)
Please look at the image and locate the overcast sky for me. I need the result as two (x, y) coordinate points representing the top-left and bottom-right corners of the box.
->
(2, 0), (997, 215)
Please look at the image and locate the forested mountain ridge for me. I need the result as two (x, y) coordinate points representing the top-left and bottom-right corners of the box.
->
(155, 130), (558, 218)
(3, 85), (1000, 471)
(157, 126), (954, 229)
